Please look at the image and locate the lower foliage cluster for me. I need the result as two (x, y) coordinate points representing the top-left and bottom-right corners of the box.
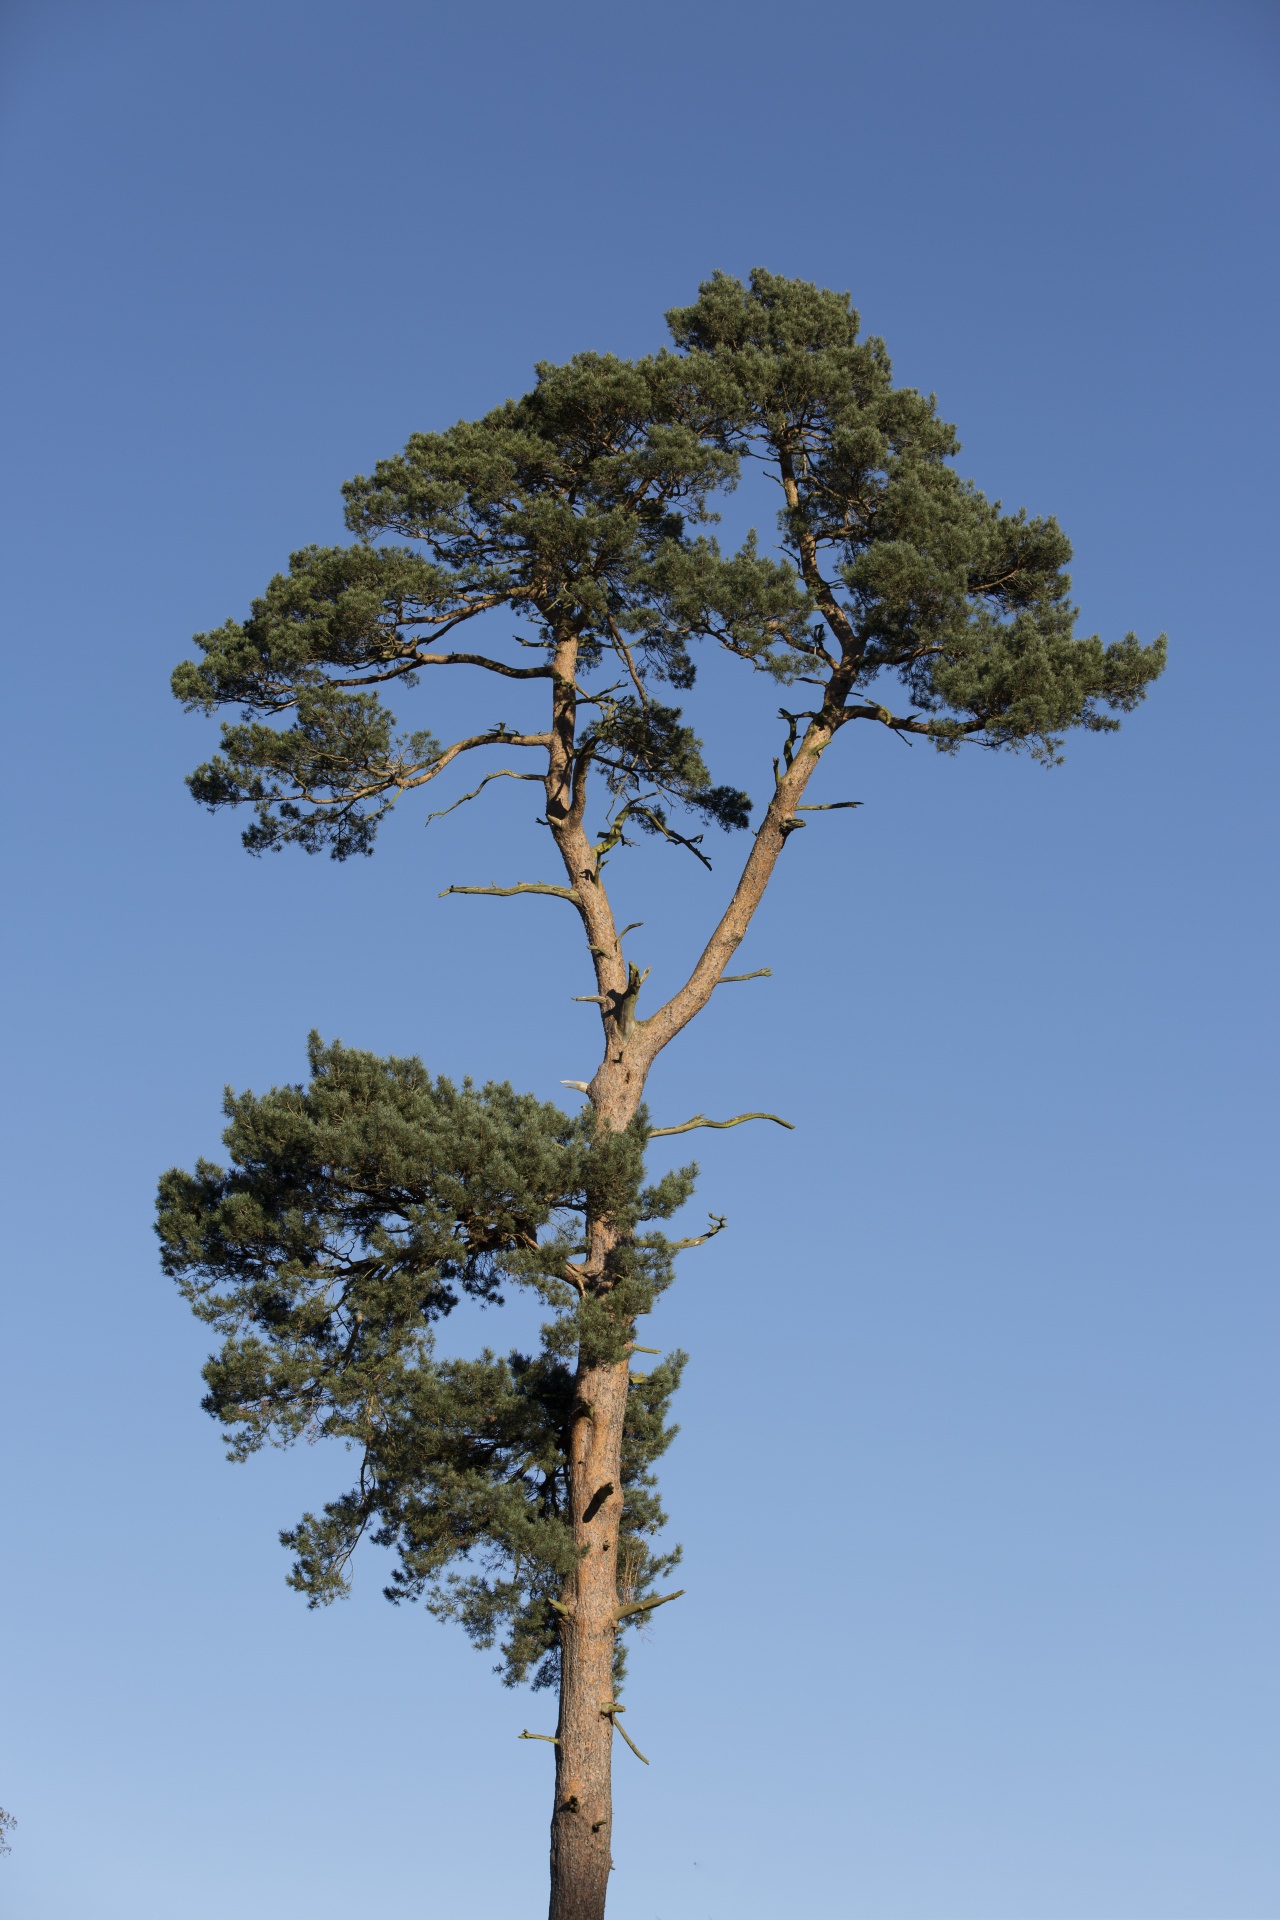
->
(156, 1032), (691, 1686)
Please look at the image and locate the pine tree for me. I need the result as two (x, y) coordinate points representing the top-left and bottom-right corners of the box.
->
(160, 270), (1166, 1920)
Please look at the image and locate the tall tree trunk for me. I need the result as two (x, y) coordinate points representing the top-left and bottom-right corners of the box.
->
(541, 614), (836, 1917)
(548, 1343), (629, 1920)
(548, 1055), (641, 1920)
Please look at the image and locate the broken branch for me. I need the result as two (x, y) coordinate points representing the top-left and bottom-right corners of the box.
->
(670, 1215), (728, 1250)
(615, 1588), (685, 1623)
(607, 1714), (650, 1765)
(582, 1480), (615, 1522)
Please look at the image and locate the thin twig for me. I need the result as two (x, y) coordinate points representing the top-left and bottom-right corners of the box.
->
(601, 1708), (650, 1766)
(607, 615), (650, 707)
(423, 769), (543, 826)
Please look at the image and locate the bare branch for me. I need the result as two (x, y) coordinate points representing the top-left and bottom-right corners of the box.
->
(441, 882), (582, 903)
(394, 727), (552, 797)
(838, 702), (934, 735)
(614, 1588), (685, 1622)
(713, 968), (772, 985)
(628, 805), (712, 871)
(519, 1730), (560, 1746)
(604, 1711), (650, 1766)
(649, 1112), (793, 1138)
(606, 614), (650, 707)
(407, 648), (553, 680)
(573, 963), (650, 1039)
(330, 639), (554, 691)
(795, 800), (862, 813)
(669, 1213), (728, 1250)
(423, 768), (543, 826)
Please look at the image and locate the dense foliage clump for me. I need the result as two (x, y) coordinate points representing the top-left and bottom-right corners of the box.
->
(158, 1035), (691, 1686)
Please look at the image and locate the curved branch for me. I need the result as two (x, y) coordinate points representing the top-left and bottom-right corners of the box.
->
(327, 644), (553, 692)
(669, 1213), (728, 1249)
(399, 728), (551, 792)
(649, 1112), (793, 1138)
(423, 768), (543, 826)
(407, 648), (552, 680)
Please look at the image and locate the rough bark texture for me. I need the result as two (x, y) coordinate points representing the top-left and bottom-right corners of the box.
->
(541, 622), (831, 1920)
(549, 1346), (629, 1920)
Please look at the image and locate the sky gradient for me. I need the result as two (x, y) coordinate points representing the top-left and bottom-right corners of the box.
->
(2, 3), (1277, 1916)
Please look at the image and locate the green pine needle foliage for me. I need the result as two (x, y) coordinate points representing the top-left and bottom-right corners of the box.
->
(157, 1036), (691, 1688)
(666, 270), (1165, 760)
(173, 271), (1164, 864)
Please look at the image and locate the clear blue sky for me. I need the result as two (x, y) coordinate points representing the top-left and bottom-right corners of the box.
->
(2, 4), (1276, 1915)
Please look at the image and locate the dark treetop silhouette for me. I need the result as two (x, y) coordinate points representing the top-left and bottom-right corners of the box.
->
(159, 270), (1165, 1920)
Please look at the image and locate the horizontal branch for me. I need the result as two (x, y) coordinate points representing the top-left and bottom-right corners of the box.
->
(518, 1730), (559, 1746)
(615, 1588), (685, 1623)
(409, 648), (552, 680)
(328, 640), (553, 693)
(839, 702), (933, 735)
(794, 800), (863, 812)
(714, 968), (772, 985)
(441, 882), (582, 904)
(649, 1111), (794, 1138)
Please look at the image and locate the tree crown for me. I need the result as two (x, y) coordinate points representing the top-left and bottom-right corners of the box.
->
(173, 270), (1165, 863)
